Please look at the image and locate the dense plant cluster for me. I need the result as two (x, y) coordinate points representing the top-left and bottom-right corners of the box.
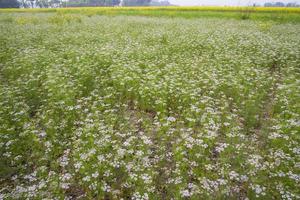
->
(0, 14), (299, 199)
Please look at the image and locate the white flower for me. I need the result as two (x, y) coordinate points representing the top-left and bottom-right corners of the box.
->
(167, 116), (176, 122)
(92, 172), (99, 178)
(39, 131), (47, 138)
(82, 176), (91, 182)
(229, 171), (240, 181)
(180, 189), (190, 197)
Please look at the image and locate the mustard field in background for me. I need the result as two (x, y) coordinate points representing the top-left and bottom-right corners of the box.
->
(1, 6), (300, 22)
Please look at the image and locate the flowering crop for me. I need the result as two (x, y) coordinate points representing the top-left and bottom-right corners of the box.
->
(0, 13), (299, 199)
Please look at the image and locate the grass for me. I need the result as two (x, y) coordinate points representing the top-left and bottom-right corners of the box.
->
(1, 6), (300, 22)
(0, 10), (300, 200)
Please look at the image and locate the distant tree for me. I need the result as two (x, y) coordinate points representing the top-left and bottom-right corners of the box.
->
(27, 0), (35, 8)
(0, 0), (20, 8)
(274, 2), (285, 7)
(88, 0), (103, 6)
(49, 0), (63, 7)
(264, 2), (272, 7)
(122, 0), (151, 6)
(14, 0), (66, 8)
(19, 0), (31, 8)
(110, 0), (121, 6)
(286, 2), (299, 7)
(36, 0), (50, 8)
(150, 0), (171, 6)
(19, 0), (45, 8)
(263, 1), (293, 7)
(67, 0), (120, 6)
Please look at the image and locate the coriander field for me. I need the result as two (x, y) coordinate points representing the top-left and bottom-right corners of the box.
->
(0, 13), (300, 199)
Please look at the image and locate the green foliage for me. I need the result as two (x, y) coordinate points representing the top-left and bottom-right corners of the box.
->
(0, 15), (13, 23)
(15, 16), (39, 25)
(48, 13), (82, 24)
(0, 0), (19, 8)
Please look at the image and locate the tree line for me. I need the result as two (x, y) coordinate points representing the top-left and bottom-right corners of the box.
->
(0, 0), (172, 8)
(264, 2), (299, 7)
